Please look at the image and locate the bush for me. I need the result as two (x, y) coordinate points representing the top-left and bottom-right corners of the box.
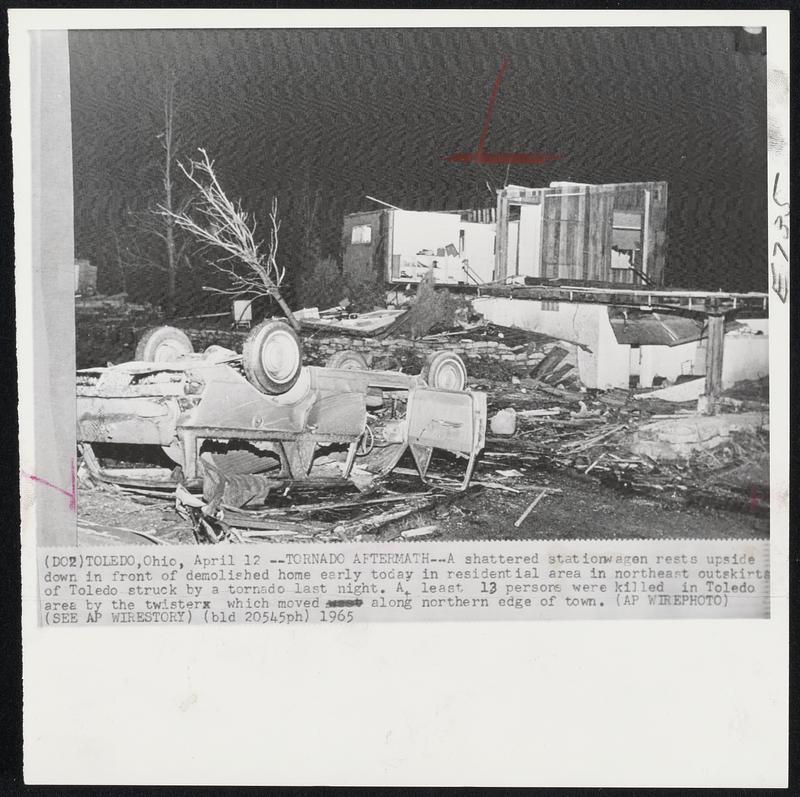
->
(342, 256), (386, 313)
(295, 255), (344, 310)
(404, 269), (469, 338)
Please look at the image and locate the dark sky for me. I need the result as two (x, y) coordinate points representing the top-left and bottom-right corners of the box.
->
(69, 26), (767, 300)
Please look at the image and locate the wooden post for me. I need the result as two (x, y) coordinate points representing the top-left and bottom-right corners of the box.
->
(702, 300), (725, 414)
(495, 189), (509, 281)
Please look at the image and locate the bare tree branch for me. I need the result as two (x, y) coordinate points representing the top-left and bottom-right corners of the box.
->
(158, 148), (298, 329)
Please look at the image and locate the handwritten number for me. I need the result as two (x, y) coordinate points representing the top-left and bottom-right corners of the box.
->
(772, 241), (788, 261)
(771, 263), (789, 304)
(770, 172), (790, 303)
(772, 172), (789, 208)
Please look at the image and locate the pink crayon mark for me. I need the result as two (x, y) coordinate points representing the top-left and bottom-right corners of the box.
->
(20, 458), (77, 513)
(444, 58), (561, 166)
(748, 485), (769, 513)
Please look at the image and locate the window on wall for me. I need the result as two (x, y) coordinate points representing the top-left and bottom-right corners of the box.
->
(611, 210), (642, 270)
(351, 224), (372, 245)
(542, 300), (560, 311)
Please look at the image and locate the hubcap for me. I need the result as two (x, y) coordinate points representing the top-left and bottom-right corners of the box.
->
(436, 360), (465, 389)
(261, 330), (300, 383)
(154, 339), (186, 362)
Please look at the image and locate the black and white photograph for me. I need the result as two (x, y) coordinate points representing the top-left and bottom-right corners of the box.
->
(50, 24), (773, 546)
(13, 9), (789, 788)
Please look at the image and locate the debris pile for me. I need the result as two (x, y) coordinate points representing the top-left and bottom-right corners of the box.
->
(173, 482), (457, 544)
(482, 377), (770, 515)
(297, 321), (583, 384)
(75, 303), (770, 545)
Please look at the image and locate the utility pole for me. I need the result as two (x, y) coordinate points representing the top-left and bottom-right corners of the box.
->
(701, 298), (725, 414)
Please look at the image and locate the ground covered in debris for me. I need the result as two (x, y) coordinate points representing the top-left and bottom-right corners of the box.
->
(77, 454), (768, 545)
(77, 374), (770, 545)
(76, 304), (770, 545)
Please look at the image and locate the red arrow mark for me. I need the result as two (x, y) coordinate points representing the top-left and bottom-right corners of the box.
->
(21, 458), (77, 512)
(444, 58), (561, 166)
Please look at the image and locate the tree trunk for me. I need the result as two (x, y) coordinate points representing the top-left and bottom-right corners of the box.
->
(271, 289), (301, 331)
(163, 74), (177, 314)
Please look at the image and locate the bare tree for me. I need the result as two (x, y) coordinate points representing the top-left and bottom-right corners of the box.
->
(113, 71), (191, 310)
(110, 227), (128, 295)
(114, 196), (193, 294)
(162, 72), (178, 305)
(159, 148), (299, 330)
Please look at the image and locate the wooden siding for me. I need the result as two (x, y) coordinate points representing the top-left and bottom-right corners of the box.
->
(496, 181), (668, 286)
(341, 209), (386, 283)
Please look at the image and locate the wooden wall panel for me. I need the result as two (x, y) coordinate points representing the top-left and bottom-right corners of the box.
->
(541, 192), (561, 278)
(494, 181), (668, 286)
(581, 186), (591, 281)
(341, 210), (384, 281)
(603, 191), (615, 282)
(557, 191), (571, 279)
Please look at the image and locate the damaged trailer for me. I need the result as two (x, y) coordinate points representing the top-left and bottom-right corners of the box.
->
(76, 322), (487, 506)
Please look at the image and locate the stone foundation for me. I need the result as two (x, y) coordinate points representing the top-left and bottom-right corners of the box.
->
(181, 327), (579, 381)
(77, 316), (580, 383)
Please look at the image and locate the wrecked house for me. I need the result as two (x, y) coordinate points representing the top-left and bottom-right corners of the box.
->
(342, 207), (496, 287)
(474, 180), (768, 393)
(495, 181), (668, 285)
(474, 293), (768, 391)
(342, 180), (667, 290)
(340, 181), (767, 394)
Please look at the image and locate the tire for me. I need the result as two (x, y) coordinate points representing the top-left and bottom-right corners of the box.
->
(242, 320), (303, 395)
(135, 326), (194, 362)
(325, 350), (369, 370)
(422, 350), (468, 390)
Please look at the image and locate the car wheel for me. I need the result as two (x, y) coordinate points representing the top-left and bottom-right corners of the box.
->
(325, 349), (369, 370)
(422, 350), (468, 390)
(242, 320), (303, 394)
(135, 326), (194, 362)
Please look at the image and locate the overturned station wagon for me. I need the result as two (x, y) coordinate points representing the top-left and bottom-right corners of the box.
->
(76, 321), (487, 507)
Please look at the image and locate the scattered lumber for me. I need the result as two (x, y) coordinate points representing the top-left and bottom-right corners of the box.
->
(334, 500), (437, 539)
(514, 489), (550, 528)
(531, 346), (568, 379)
(234, 492), (424, 517)
(400, 525), (438, 538)
(389, 467), (521, 493)
(541, 362), (575, 385)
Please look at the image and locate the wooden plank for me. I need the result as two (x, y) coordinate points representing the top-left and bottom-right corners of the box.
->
(586, 188), (601, 281)
(642, 185), (651, 283)
(477, 284), (768, 316)
(540, 191), (555, 278)
(581, 186), (591, 281)
(558, 190), (570, 279)
(650, 182), (668, 286)
(603, 190), (614, 282)
(541, 362), (575, 385)
(514, 489), (549, 528)
(531, 345), (568, 378)
(704, 311), (725, 404)
(495, 190), (509, 281)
